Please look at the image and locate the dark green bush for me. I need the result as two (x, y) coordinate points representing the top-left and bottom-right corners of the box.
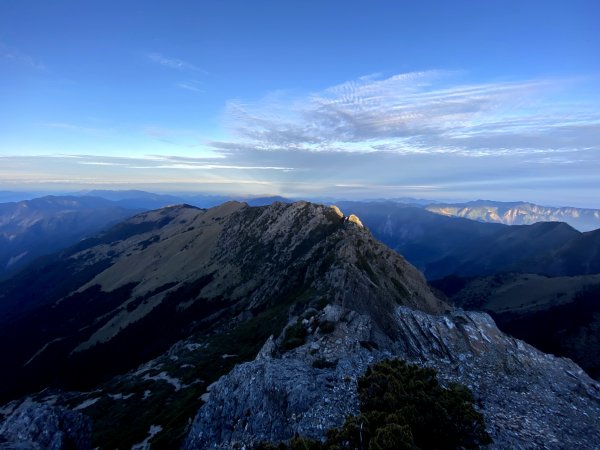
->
(281, 319), (307, 350)
(370, 423), (413, 450)
(356, 359), (491, 449)
(258, 359), (491, 450)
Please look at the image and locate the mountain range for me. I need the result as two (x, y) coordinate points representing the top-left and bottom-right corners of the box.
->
(336, 201), (600, 279)
(4, 194), (597, 284)
(426, 200), (600, 232)
(1, 193), (599, 386)
(0, 196), (139, 278)
(0, 192), (292, 281)
(81, 192), (600, 232)
(0, 201), (444, 447)
(0, 200), (598, 449)
(4, 190), (600, 231)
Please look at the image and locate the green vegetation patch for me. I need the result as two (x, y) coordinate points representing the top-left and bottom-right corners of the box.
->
(282, 318), (308, 350)
(89, 286), (316, 449)
(258, 359), (491, 450)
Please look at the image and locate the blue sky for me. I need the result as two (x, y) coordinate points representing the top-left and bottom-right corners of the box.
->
(1, 0), (599, 206)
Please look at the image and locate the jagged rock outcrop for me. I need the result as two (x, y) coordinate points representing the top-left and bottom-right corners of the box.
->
(184, 304), (600, 449)
(0, 399), (91, 449)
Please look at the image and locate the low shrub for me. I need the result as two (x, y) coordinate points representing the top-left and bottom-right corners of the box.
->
(257, 359), (491, 449)
(281, 319), (307, 350)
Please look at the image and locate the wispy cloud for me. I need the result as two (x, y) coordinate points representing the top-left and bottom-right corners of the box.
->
(215, 71), (599, 157)
(124, 154), (291, 170)
(3, 71), (598, 205)
(2, 154), (291, 172)
(146, 53), (206, 74)
(176, 82), (204, 93)
(0, 42), (45, 70)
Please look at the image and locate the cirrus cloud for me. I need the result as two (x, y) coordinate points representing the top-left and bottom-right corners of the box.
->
(214, 71), (599, 158)
(146, 52), (207, 74)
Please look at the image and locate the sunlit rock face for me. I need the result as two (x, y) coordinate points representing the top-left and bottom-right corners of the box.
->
(347, 213), (364, 227)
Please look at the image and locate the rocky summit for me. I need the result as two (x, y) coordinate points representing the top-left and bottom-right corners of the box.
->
(0, 201), (598, 449)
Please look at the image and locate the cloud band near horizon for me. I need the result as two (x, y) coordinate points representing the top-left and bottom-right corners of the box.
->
(1, 71), (599, 207)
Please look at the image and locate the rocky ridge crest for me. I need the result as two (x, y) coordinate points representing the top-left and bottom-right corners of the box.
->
(0, 201), (447, 448)
(185, 302), (600, 449)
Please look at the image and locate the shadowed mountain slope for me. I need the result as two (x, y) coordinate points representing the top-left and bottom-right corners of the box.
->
(528, 228), (600, 276)
(0, 196), (139, 278)
(335, 201), (590, 279)
(0, 201), (444, 404)
(434, 272), (600, 380)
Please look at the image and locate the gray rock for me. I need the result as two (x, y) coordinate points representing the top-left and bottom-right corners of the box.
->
(0, 399), (91, 450)
(184, 306), (600, 449)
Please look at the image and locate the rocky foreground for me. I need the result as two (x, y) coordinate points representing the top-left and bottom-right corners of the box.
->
(185, 304), (600, 449)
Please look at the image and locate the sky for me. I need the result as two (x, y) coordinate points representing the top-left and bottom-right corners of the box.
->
(1, 0), (599, 206)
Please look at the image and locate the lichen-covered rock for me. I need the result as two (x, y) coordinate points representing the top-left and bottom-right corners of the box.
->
(184, 305), (600, 449)
(0, 399), (91, 449)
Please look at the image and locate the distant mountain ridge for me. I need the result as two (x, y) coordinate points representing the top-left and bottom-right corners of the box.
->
(336, 201), (600, 279)
(0, 195), (139, 278)
(82, 189), (295, 210)
(426, 200), (600, 231)
(1, 192), (598, 282)
(0, 191), (296, 281)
